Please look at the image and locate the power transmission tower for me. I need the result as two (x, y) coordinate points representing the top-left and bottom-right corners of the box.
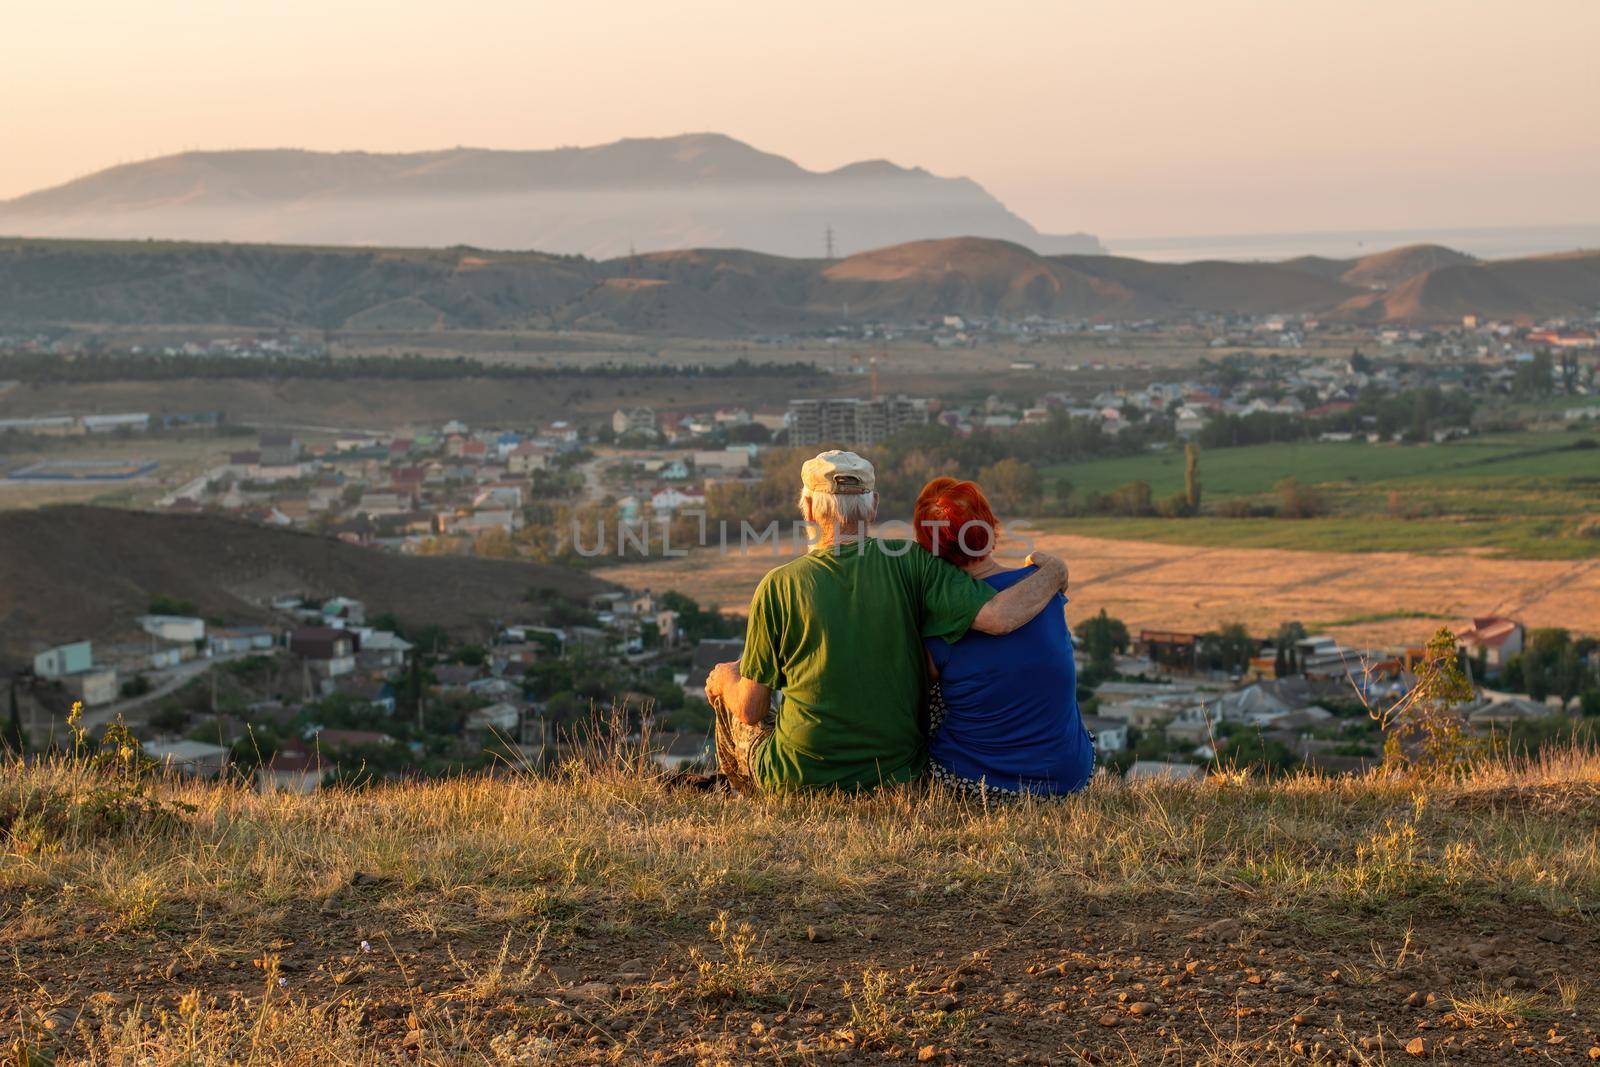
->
(824, 223), (835, 260)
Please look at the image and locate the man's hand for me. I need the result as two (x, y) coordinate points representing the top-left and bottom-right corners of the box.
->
(705, 660), (741, 703)
(973, 551), (1069, 636)
(1025, 550), (1069, 593)
(705, 661), (774, 726)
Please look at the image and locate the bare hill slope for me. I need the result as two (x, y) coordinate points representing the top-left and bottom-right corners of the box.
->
(0, 235), (1592, 333)
(1057, 254), (1360, 314)
(815, 238), (1141, 319)
(1335, 250), (1600, 322)
(0, 506), (607, 664)
(1338, 243), (1478, 288)
(1282, 244), (1478, 289)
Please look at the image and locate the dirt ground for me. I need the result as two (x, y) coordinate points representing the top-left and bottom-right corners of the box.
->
(597, 532), (1600, 650)
(7, 882), (1596, 1064)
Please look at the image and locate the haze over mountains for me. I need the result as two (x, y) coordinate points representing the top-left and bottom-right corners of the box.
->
(0, 133), (1102, 259)
(3, 234), (1595, 334)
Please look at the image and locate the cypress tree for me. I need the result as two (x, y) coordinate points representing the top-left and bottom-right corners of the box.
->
(4, 681), (24, 754)
(1184, 442), (1202, 515)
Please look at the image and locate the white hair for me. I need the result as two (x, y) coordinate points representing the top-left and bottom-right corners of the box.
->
(799, 488), (878, 529)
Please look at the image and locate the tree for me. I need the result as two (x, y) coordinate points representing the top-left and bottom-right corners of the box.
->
(1184, 442), (1202, 515)
(474, 527), (517, 559)
(1203, 623), (1257, 675)
(1274, 621), (1307, 676)
(3, 681), (24, 754)
(660, 591), (739, 643)
(977, 457), (1042, 514)
(149, 703), (190, 735)
(1368, 627), (1478, 778)
(401, 650), (428, 727)
(1079, 609), (1128, 681)
(1053, 477), (1075, 510)
(149, 594), (198, 616)
(370, 612), (406, 636)
(1512, 352), (1554, 398)
(725, 423), (771, 445)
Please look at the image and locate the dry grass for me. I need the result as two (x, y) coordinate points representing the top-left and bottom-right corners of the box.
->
(5, 749), (1600, 1063)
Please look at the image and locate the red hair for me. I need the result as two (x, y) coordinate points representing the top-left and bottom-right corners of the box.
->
(914, 477), (998, 565)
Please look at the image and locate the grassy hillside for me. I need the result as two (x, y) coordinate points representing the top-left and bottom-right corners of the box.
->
(1042, 431), (1600, 558)
(4, 750), (1599, 1063)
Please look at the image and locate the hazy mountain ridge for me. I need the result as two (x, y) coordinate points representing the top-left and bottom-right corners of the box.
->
(0, 234), (1593, 334)
(0, 134), (1103, 259)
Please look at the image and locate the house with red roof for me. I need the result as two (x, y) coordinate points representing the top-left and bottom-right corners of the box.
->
(1453, 616), (1525, 678)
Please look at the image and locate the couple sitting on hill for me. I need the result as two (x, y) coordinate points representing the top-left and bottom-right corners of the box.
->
(705, 449), (1094, 799)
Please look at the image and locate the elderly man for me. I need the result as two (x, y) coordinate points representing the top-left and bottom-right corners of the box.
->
(705, 449), (1068, 794)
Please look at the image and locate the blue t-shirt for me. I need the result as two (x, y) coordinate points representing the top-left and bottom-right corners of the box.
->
(925, 565), (1093, 795)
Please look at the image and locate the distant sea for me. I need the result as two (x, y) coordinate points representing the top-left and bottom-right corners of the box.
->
(1103, 223), (1600, 263)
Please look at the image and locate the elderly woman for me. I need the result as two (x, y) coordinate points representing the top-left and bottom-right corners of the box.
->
(914, 476), (1094, 798)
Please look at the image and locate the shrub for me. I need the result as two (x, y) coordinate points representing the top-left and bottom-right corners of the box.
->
(1366, 628), (1478, 778)
(1155, 493), (1190, 518)
(1275, 477), (1328, 519)
(149, 703), (190, 734)
(1091, 480), (1154, 517)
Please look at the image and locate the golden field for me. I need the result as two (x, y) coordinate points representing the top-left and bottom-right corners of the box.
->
(598, 531), (1600, 648)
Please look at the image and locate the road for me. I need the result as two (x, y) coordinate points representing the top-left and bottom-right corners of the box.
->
(80, 651), (255, 730)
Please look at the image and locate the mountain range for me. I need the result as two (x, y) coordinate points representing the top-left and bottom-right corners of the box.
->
(0, 133), (1102, 259)
(1, 233), (1595, 334)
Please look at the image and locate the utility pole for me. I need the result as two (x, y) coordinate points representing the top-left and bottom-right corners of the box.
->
(824, 223), (835, 261)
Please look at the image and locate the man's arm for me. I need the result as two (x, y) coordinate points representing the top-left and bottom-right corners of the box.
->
(705, 661), (772, 725)
(971, 552), (1068, 635)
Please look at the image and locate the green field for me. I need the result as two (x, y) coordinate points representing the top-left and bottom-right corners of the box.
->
(1039, 429), (1600, 558)
(1044, 514), (1597, 559)
(1045, 430), (1599, 503)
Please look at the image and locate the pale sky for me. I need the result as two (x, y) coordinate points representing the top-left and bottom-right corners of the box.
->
(3, 0), (1597, 238)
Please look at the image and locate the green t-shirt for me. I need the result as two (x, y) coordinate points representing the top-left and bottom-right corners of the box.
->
(738, 538), (996, 792)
